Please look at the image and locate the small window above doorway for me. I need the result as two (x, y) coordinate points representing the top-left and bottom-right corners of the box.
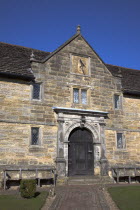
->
(73, 88), (87, 105)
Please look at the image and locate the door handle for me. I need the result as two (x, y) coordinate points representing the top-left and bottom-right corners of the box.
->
(88, 151), (92, 153)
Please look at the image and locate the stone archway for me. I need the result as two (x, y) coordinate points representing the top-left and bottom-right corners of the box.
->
(64, 122), (99, 143)
(53, 107), (108, 177)
(68, 127), (94, 176)
(64, 122), (100, 176)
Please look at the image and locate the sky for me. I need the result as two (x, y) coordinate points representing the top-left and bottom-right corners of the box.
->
(1, 0), (140, 69)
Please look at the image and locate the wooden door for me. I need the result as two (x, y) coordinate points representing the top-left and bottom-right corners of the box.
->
(68, 128), (94, 176)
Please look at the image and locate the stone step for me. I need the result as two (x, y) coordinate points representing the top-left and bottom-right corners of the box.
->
(67, 176), (114, 185)
(67, 181), (113, 185)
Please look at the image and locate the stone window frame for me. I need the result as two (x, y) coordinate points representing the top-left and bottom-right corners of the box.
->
(29, 126), (43, 148)
(113, 93), (122, 110)
(115, 131), (126, 150)
(70, 53), (91, 77)
(30, 82), (43, 102)
(72, 86), (90, 105)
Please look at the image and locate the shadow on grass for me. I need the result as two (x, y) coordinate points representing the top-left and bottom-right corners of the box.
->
(34, 192), (40, 198)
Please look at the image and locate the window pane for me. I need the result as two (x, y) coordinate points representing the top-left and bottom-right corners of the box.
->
(73, 88), (79, 103)
(31, 127), (39, 145)
(81, 89), (87, 104)
(114, 95), (119, 109)
(117, 133), (123, 149)
(32, 84), (40, 100)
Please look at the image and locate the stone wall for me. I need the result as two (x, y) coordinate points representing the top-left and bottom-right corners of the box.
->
(0, 79), (57, 168)
(0, 123), (57, 166)
(0, 34), (140, 180)
(105, 94), (140, 167)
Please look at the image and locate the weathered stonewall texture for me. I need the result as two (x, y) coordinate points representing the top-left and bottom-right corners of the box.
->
(0, 31), (140, 182)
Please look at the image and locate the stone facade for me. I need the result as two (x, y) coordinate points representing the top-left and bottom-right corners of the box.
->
(0, 28), (140, 183)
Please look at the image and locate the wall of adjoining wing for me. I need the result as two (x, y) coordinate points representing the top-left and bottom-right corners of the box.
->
(106, 95), (140, 166)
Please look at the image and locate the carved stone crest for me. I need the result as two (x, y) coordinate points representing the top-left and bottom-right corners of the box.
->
(72, 55), (89, 75)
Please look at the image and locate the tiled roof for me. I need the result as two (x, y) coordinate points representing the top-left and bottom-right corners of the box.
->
(0, 42), (140, 94)
(0, 42), (50, 81)
(106, 64), (140, 94)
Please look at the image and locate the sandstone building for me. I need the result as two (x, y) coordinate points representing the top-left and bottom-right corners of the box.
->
(0, 26), (140, 184)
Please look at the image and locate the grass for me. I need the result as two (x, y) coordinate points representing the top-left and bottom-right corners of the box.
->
(108, 186), (140, 210)
(0, 191), (48, 210)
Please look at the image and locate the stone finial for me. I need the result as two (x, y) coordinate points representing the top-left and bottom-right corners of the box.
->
(76, 25), (81, 34)
(30, 51), (35, 61)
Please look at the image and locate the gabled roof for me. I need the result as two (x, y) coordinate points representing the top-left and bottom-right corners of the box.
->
(0, 42), (50, 81)
(106, 64), (140, 94)
(0, 37), (140, 95)
(34, 31), (106, 64)
(0, 29), (106, 81)
(40, 33), (81, 63)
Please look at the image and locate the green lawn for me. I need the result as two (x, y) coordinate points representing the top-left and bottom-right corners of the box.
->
(108, 186), (140, 210)
(0, 191), (48, 210)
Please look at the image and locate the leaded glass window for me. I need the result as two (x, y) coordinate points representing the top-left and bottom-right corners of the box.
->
(31, 127), (39, 145)
(73, 88), (79, 103)
(32, 83), (41, 100)
(117, 133), (123, 149)
(114, 95), (120, 109)
(81, 90), (87, 104)
(73, 88), (88, 104)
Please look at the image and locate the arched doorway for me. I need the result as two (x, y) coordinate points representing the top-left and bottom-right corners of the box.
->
(68, 127), (94, 176)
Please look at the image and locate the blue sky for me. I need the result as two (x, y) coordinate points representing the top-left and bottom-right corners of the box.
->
(1, 0), (140, 69)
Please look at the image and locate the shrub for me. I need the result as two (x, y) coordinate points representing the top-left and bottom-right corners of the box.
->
(20, 179), (36, 198)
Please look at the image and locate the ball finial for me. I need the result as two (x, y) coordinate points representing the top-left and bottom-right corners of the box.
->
(77, 25), (81, 34)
